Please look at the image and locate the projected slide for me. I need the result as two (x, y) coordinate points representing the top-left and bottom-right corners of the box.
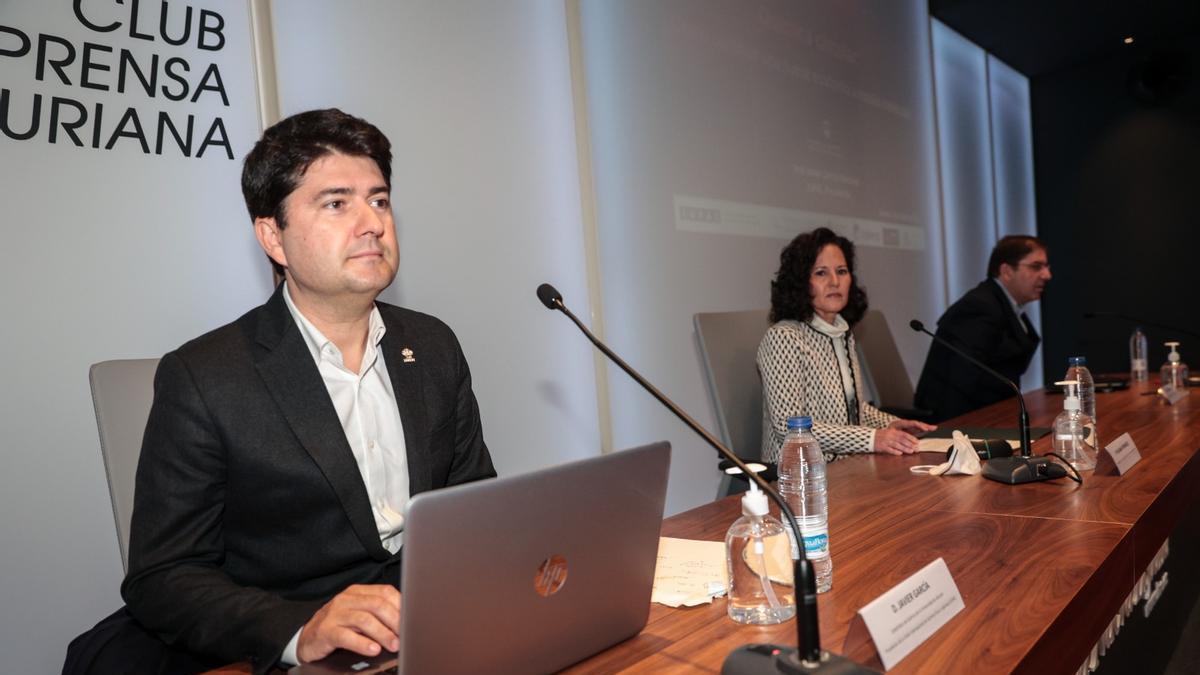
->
(646, 1), (932, 248)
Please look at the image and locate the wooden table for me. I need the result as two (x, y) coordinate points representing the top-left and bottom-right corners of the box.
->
(564, 380), (1200, 674)
(213, 381), (1197, 674)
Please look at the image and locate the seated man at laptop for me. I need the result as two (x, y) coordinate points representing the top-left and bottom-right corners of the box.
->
(64, 109), (496, 674)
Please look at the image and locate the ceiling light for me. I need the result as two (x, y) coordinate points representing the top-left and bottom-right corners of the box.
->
(1124, 37), (1135, 44)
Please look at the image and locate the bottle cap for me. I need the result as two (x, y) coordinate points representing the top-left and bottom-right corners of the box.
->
(1068, 356), (1087, 366)
(786, 416), (813, 431)
(1166, 342), (1181, 362)
(742, 480), (769, 517)
(1055, 380), (1080, 410)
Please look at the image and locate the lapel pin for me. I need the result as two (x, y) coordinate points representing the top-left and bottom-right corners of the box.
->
(402, 347), (416, 363)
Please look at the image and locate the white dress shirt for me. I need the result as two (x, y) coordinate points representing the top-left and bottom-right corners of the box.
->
(280, 283), (410, 665)
(283, 283), (410, 552)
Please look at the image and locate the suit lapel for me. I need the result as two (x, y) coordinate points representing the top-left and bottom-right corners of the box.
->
(379, 308), (432, 496)
(253, 287), (389, 560)
(985, 280), (1038, 348)
(1021, 313), (1040, 344)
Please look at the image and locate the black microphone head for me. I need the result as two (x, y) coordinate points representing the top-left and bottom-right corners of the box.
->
(909, 319), (925, 332)
(536, 283), (563, 310)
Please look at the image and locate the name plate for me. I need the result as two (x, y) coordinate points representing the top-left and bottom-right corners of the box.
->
(857, 557), (964, 670)
(1100, 432), (1142, 475)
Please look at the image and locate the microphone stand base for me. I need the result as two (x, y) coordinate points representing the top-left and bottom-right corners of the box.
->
(723, 645), (879, 674)
(981, 455), (1068, 484)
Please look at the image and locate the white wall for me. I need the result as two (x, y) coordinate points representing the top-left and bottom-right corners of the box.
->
(932, 21), (997, 302)
(988, 55), (1045, 390)
(0, 1), (269, 672)
(269, 0), (604, 478)
(931, 20), (1043, 390)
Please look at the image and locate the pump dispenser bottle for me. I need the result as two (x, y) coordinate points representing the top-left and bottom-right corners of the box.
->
(725, 480), (795, 625)
(1053, 379), (1097, 471)
(1161, 342), (1190, 392)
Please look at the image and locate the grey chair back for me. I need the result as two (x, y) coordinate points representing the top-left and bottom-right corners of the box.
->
(852, 310), (918, 413)
(693, 309), (770, 463)
(89, 358), (159, 572)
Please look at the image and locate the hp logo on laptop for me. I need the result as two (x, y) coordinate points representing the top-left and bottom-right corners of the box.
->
(534, 554), (569, 597)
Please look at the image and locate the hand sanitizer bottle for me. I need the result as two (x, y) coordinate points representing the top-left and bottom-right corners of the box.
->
(1053, 380), (1097, 471)
(1161, 342), (1190, 392)
(725, 480), (795, 625)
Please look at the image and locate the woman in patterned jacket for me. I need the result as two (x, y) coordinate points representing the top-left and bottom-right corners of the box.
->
(758, 228), (935, 462)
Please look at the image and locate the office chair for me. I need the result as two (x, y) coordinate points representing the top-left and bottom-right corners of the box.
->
(851, 310), (932, 421)
(89, 358), (159, 572)
(693, 309), (775, 497)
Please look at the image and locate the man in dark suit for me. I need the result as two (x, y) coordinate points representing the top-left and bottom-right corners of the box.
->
(915, 235), (1052, 422)
(64, 109), (495, 674)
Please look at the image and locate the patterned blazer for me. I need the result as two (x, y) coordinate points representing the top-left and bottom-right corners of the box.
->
(757, 319), (896, 462)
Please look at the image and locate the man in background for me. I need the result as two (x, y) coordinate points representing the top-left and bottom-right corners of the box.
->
(915, 235), (1052, 422)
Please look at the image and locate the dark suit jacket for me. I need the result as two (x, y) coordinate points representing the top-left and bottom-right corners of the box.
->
(914, 279), (1040, 422)
(120, 285), (496, 672)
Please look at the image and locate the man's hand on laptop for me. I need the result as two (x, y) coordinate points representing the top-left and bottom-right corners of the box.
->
(297, 584), (401, 663)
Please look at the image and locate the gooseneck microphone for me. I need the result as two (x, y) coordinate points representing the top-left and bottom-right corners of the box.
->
(909, 320), (1066, 485)
(909, 320), (1032, 457)
(537, 283), (873, 674)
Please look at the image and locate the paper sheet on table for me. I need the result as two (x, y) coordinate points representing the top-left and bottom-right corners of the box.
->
(917, 437), (1020, 453)
(651, 537), (729, 607)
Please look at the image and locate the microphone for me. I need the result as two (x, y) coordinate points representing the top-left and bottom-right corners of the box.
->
(1083, 311), (1200, 341)
(537, 282), (563, 310)
(538, 283), (873, 674)
(909, 320), (1066, 485)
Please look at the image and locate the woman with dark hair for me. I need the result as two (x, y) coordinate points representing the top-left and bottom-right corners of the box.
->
(757, 228), (934, 462)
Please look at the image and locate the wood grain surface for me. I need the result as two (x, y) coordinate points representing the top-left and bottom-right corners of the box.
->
(563, 382), (1197, 674)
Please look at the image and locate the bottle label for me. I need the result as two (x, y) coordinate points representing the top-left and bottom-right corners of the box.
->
(785, 527), (829, 560)
(1133, 358), (1147, 370)
(803, 530), (829, 559)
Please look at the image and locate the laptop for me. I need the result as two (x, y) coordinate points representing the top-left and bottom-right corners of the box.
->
(293, 441), (671, 675)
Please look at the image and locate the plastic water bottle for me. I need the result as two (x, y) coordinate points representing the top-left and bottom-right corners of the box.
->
(1161, 342), (1190, 391)
(1064, 357), (1096, 438)
(725, 481), (795, 625)
(1053, 380), (1096, 471)
(1130, 327), (1149, 382)
(776, 416), (832, 593)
